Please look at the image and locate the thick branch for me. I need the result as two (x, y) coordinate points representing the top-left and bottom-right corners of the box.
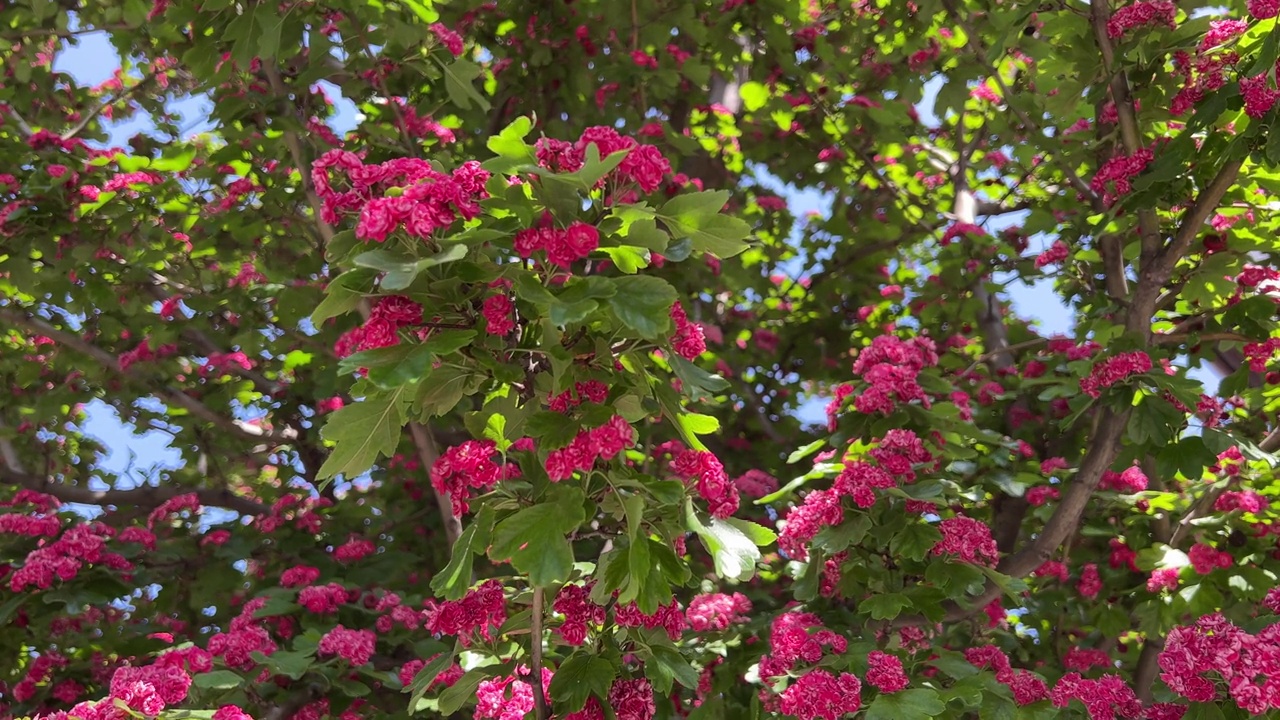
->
(0, 466), (268, 515)
(1090, 1), (1163, 266)
(0, 307), (281, 444)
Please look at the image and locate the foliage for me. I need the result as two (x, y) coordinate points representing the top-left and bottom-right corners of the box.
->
(2, 0), (1280, 719)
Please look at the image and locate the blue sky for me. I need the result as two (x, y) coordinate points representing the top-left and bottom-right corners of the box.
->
(47, 28), (1203, 486)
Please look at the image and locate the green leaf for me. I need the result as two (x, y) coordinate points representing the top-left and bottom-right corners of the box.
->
(1127, 394), (1185, 448)
(325, 229), (361, 263)
(548, 654), (616, 712)
(643, 645), (700, 694)
(550, 299), (599, 325)
(256, 649), (313, 680)
(619, 217), (669, 252)
(431, 506), (495, 600)
(890, 523), (943, 562)
(407, 648), (455, 707)
(678, 413), (720, 438)
(864, 689), (947, 720)
(598, 246), (650, 274)
(311, 268), (375, 325)
(366, 344), (435, 389)
(685, 502), (766, 581)
(739, 81), (770, 112)
(787, 440), (826, 464)
(438, 670), (486, 714)
(254, 4), (284, 59)
(403, 0), (439, 22)
(661, 190), (731, 219)
(436, 57), (490, 112)
(416, 366), (472, 418)
(573, 144), (631, 188)
(489, 490), (587, 586)
(192, 670), (243, 690)
(487, 116), (536, 161)
(860, 592), (910, 620)
(671, 355), (730, 394)
(608, 275), (677, 338)
(317, 387), (410, 480)
(674, 214), (753, 259)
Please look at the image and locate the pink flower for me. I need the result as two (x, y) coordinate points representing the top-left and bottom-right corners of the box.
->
(318, 625), (376, 666)
(1035, 240), (1069, 268)
(866, 651), (909, 693)
(483, 294), (516, 335)
(932, 517), (999, 566)
(1248, 0), (1280, 19)
(778, 670), (862, 720)
(1106, 1), (1177, 39)
(670, 301), (706, 359)
(1080, 351), (1152, 398)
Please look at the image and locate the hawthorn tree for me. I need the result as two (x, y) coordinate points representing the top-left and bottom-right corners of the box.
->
(3, 0), (1280, 718)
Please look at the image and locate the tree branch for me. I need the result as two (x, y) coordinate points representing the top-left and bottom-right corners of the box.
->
(0, 307), (283, 444)
(0, 466), (268, 515)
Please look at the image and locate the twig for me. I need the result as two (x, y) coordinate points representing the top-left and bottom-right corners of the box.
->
(530, 587), (549, 720)
(0, 466), (268, 515)
(62, 73), (156, 141)
(0, 307), (281, 444)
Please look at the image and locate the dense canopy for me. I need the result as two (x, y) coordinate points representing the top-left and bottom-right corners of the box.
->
(3, 0), (1280, 719)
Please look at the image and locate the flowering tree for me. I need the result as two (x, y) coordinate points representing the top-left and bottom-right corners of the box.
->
(4, 0), (1280, 718)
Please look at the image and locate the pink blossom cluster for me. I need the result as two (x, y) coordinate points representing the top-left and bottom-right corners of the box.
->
(940, 221), (986, 246)
(280, 564), (321, 588)
(545, 415), (636, 481)
(117, 339), (178, 372)
(778, 669), (863, 720)
(1148, 567), (1180, 592)
(317, 624), (376, 666)
(758, 611), (847, 681)
(1188, 542), (1233, 574)
(398, 655), (464, 691)
(39, 663), (196, 720)
(431, 439), (507, 516)
(565, 679), (657, 720)
(333, 295), (425, 358)
(1080, 350), (1152, 398)
(475, 666), (552, 720)
(1215, 490), (1267, 514)
(1106, 1), (1177, 39)
(866, 651), (909, 693)
(10, 523), (128, 592)
(1064, 647), (1113, 672)
(669, 301), (707, 359)
(513, 221), (600, 269)
(1249, 0), (1280, 19)
(208, 598), (280, 669)
(1098, 465), (1149, 493)
(963, 647), (1050, 705)
(842, 334), (939, 416)
(534, 126), (673, 193)
(1244, 338), (1280, 372)
(670, 449), (738, 518)
(1090, 148), (1154, 206)
(868, 429), (933, 481)
(1050, 672), (1144, 718)
(425, 579), (507, 645)
(298, 582), (351, 613)
(482, 294), (516, 335)
(685, 592), (752, 631)
(553, 582), (606, 645)
(1171, 48), (1238, 116)
(778, 487), (844, 560)
(830, 460), (896, 509)
(1026, 485), (1060, 506)
(1241, 72), (1280, 118)
(931, 516), (999, 566)
(1035, 240), (1070, 268)
(1077, 563), (1103, 599)
(311, 150), (490, 242)
(1160, 612), (1280, 713)
(615, 598), (686, 640)
(548, 380), (609, 412)
(734, 469), (779, 498)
